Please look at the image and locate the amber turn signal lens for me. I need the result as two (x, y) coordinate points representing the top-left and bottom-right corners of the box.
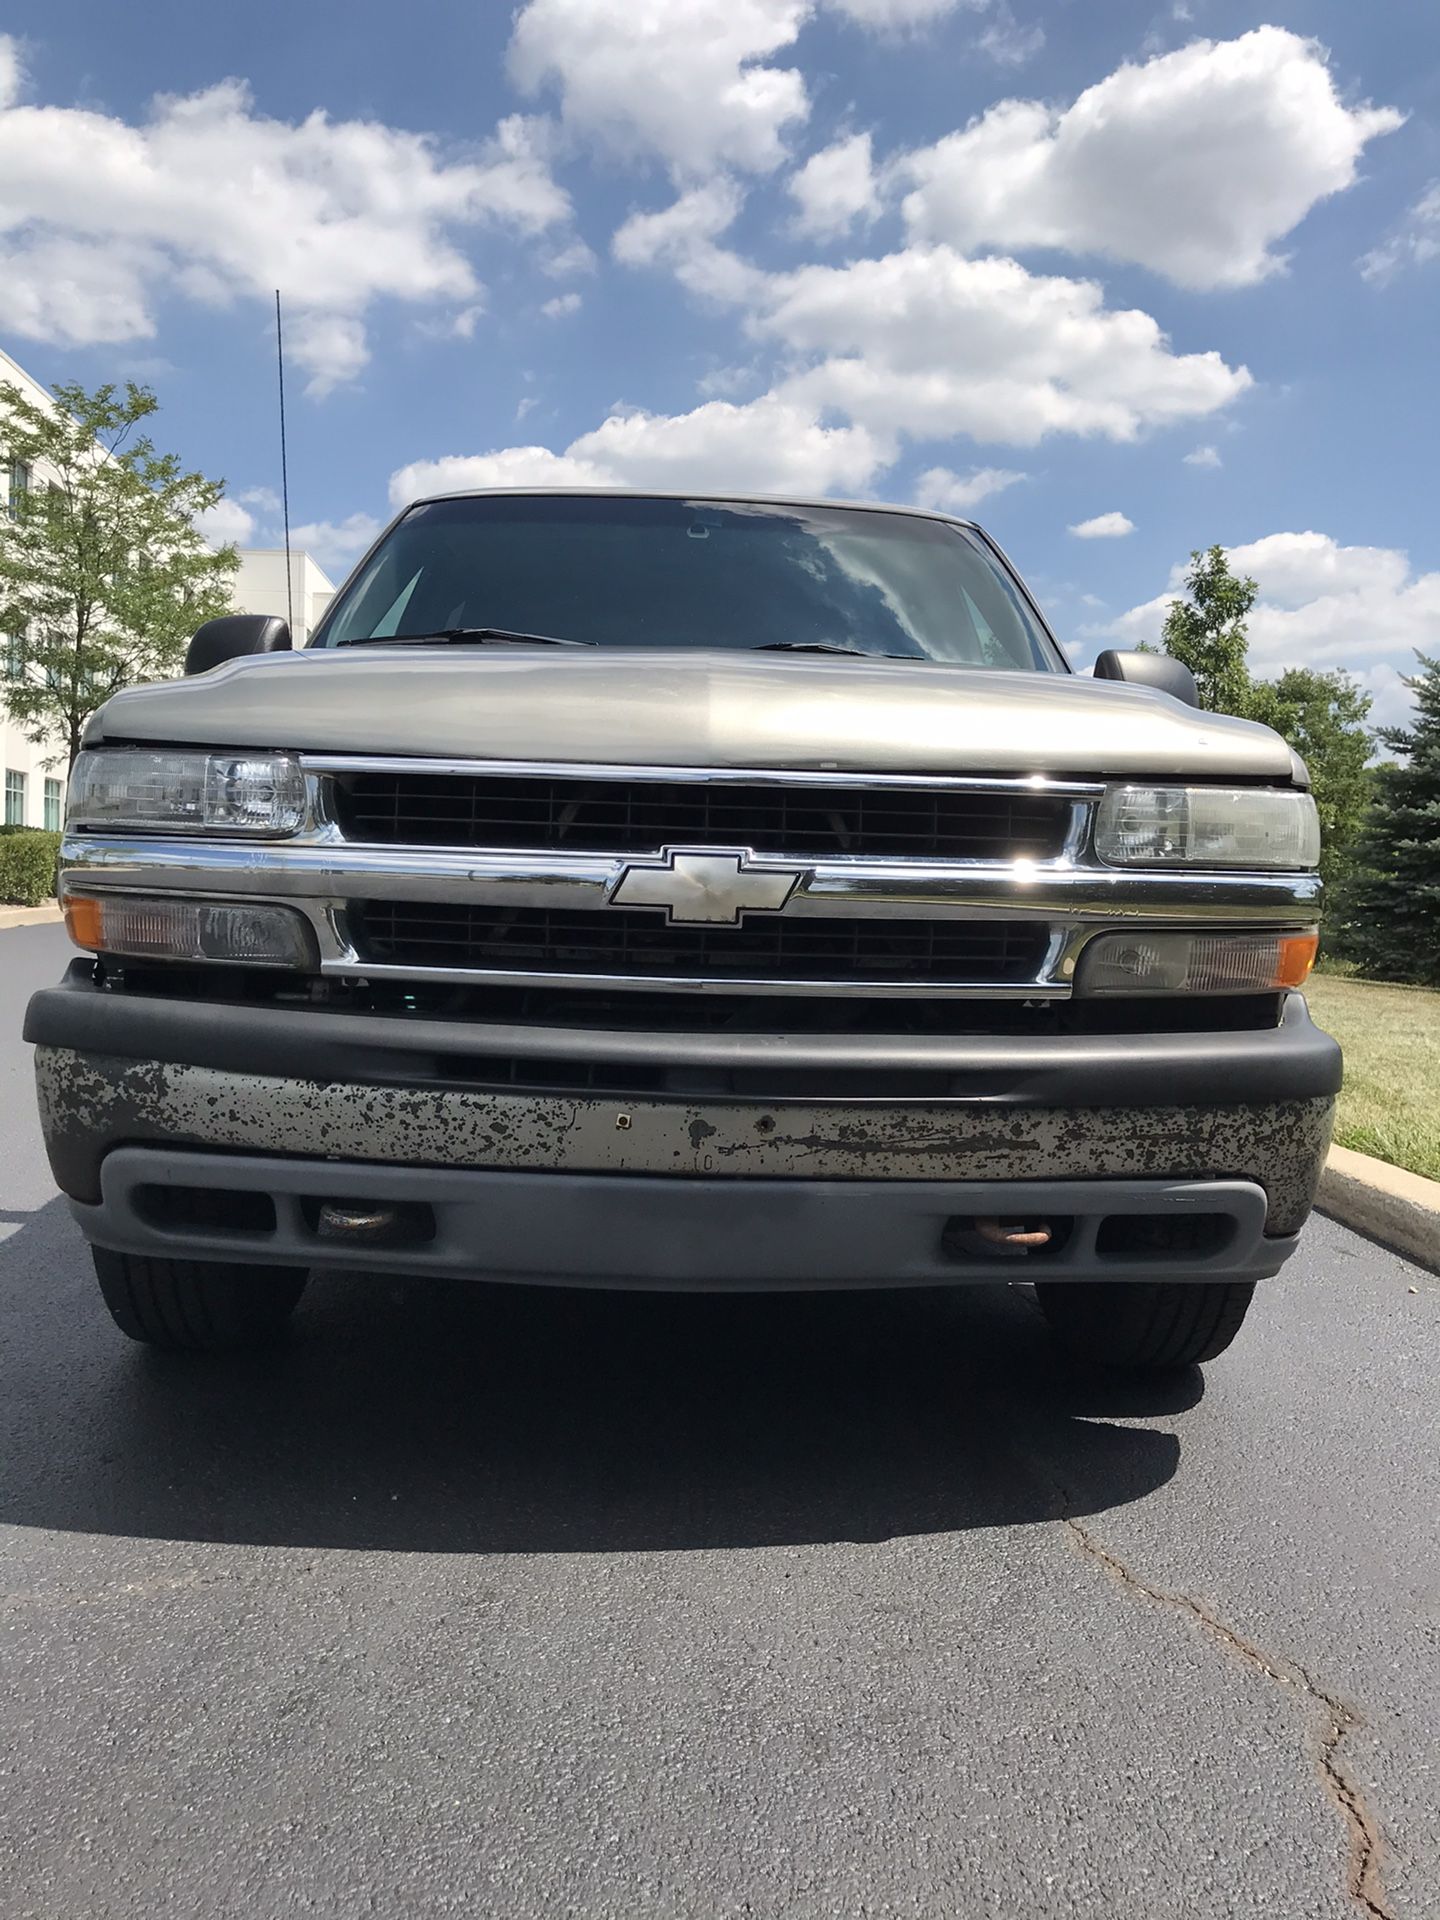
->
(60, 892), (316, 968)
(1079, 926), (1322, 995)
(62, 894), (106, 952)
(1276, 930), (1319, 988)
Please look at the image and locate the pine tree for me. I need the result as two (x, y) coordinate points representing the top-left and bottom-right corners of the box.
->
(1339, 654), (1440, 985)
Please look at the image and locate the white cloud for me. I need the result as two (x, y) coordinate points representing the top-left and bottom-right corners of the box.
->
(198, 486), (377, 570)
(913, 465), (1025, 511)
(0, 47), (570, 390)
(754, 246), (1251, 445)
(1184, 444), (1222, 468)
(449, 305), (487, 341)
(541, 237), (599, 279)
(1100, 532), (1440, 723)
(1359, 181), (1440, 283)
(390, 393), (888, 507)
(390, 447), (615, 506)
(977, 6), (1044, 66)
(0, 33), (23, 110)
(509, 0), (810, 177)
(289, 512), (385, 573)
(788, 132), (879, 239)
(617, 205), (1252, 455)
(541, 291), (583, 318)
(1069, 511), (1134, 538)
(697, 362), (763, 398)
(1348, 662), (1416, 734)
(287, 314), (370, 397)
(612, 179), (761, 304)
(570, 395), (885, 493)
(899, 28), (1402, 288)
(827, 0), (979, 27)
(196, 496), (258, 549)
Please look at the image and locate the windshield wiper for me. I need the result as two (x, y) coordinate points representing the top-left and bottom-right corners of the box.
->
(338, 627), (595, 649)
(753, 641), (916, 660)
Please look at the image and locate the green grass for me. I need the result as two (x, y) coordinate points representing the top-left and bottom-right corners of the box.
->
(1304, 972), (1440, 1182)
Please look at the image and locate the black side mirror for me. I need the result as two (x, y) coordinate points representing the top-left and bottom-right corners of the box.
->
(1093, 649), (1199, 708)
(186, 613), (292, 676)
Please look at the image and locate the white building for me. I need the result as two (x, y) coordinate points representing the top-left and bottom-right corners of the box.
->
(231, 547), (335, 646)
(1, 343), (66, 831)
(3, 340), (335, 831)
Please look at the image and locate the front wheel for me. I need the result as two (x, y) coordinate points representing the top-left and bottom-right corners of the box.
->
(93, 1249), (308, 1352)
(1035, 1279), (1256, 1372)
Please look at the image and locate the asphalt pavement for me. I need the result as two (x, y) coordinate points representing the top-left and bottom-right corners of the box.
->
(2, 923), (1436, 1920)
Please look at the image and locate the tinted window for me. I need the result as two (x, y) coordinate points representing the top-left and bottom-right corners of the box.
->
(316, 495), (1063, 672)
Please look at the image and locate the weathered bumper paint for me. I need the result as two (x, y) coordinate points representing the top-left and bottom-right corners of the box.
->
(33, 1044), (1334, 1236)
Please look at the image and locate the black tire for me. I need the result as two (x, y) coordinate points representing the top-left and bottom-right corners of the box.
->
(92, 1248), (308, 1352)
(1034, 1279), (1256, 1372)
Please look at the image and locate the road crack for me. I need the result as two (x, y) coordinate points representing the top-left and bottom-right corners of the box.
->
(1060, 1504), (1390, 1920)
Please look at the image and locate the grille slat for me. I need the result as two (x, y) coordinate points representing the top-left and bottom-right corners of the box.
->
(333, 773), (1069, 863)
(353, 902), (1049, 985)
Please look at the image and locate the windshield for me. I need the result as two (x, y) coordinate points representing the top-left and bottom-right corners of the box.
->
(314, 494), (1065, 671)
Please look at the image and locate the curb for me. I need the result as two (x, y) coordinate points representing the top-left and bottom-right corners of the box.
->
(1319, 1144), (1439, 1274)
(0, 901), (62, 931)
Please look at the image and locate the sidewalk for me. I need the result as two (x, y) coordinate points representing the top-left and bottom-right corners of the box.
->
(0, 901), (62, 931)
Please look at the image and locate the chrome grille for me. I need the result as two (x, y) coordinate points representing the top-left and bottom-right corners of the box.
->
(331, 771), (1071, 862)
(351, 901), (1050, 987)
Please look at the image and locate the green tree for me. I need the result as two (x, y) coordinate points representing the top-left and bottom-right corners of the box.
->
(1161, 544), (1257, 715)
(1338, 654), (1440, 985)
(1, 380), (237, 770)
(1244, 668), (1373, 896)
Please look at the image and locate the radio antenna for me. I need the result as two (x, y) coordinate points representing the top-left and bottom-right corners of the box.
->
(275, 290), (295, 637)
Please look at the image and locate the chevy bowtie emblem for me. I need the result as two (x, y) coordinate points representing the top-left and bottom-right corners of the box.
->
(609, 848), (805, 925)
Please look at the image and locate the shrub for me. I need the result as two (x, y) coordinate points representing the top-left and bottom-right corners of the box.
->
(0, 826), (62, 906)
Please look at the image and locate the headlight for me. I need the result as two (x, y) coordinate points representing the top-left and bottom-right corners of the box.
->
(1095, 786), (1320, 870)
(63, 893), (316, 968)
(1078, 928), (1318, 995)
(67, 750), (306, 836)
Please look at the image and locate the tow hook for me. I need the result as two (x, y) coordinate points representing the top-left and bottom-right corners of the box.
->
(975, 1217), (1053, 1251)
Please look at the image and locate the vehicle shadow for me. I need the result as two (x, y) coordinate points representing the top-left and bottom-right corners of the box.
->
(0, 1195), (1197, 1553)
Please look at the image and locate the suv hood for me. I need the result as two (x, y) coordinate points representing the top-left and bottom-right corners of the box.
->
(88, 646), (1298, 782)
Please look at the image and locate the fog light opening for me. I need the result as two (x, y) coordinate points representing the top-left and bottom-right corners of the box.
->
(1094, 1212), (1233, 1260)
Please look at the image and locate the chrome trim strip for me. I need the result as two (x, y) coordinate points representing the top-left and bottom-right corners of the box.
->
(59, 836), (1322, 925)
(300, 753), (1108, 798)
(312, 958), (1074, 1000)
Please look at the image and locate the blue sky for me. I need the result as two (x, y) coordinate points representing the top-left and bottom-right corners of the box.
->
(2, 0), (1437, 723)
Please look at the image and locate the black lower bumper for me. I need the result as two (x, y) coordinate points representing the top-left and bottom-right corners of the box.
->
(25, 967), (1342, 1109)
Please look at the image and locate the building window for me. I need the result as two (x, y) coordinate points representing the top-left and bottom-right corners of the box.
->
(3, 633), (24, 681)
(6, 461), (30, 519)
(4, 769), (26, 826)
(43, 779), (62, 832)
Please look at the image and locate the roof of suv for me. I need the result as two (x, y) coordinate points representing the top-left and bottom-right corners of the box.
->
(406, 486), (980, 531)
